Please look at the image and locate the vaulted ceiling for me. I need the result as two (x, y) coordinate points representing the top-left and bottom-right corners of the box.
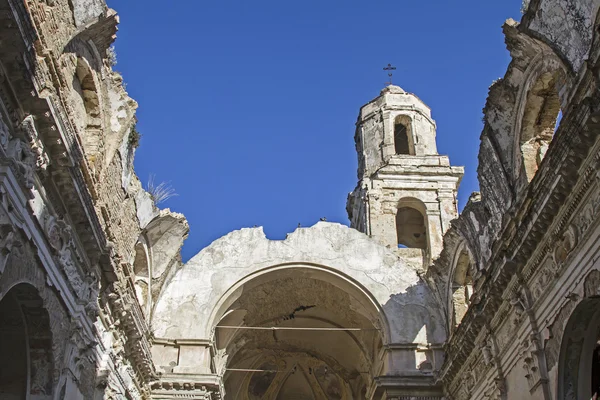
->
(214, 273), (385, 399)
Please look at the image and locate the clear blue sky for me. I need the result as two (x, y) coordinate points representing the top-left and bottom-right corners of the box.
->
(107, 0), (522, 261)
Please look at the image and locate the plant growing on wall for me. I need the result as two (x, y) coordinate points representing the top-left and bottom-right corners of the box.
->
(107, 46), (117, 67)
(147, 174), (178, 204)
(129, 125), (142, 149)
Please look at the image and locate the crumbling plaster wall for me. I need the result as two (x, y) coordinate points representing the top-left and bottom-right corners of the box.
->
(142, 210), (189, 317)
(99, 95), (188, 319)
(425, 194), (486, 333)
(70, 0), (107, 27)
(0, 0), (193, 396)
(56, 15), (187, 274)
(430, 5), (582, 331)
(471, 17), (573, 264)
(60, 34), (138, 178)
(152, 221), (445, 346)
(436, 1), (600, 399)
(524, 0), (600, 73)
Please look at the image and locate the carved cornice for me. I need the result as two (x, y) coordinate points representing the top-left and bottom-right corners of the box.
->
(150, 374), (223, 400)
(372, 375), (444, 400)
(106, 276), (156, 383)
(0, 3), (159, 398)
(0, 1), (110, 266)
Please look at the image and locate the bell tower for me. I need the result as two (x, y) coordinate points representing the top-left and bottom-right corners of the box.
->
(347, 85), (464, 266)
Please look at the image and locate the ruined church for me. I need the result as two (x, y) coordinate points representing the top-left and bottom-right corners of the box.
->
(0, 0), (599, 399)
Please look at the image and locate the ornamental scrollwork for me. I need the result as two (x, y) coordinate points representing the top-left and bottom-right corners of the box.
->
(20, 116), (50, 171)
(6, 137), (35, 189)
(44, 215), (98, 305)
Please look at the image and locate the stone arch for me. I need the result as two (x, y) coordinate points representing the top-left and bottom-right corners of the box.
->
(396, 197), (427, 250)
(0, 241), (70, 398)
(208, 264), (388, 399)
(0, 239), (66, 400)
(63, 36), (103, 73)
(62, 38), (105, 176)
(72, 57), (102, 164)
(556, 269), (600, 400)
(0, 285), (28, 398)
(590, 4), (600, 60)
(151, 222), (436, 346)
(393, 114), (414, 155)
(131, 236), (151, 318)
(144, 212), (188, 282)
(447, 241), (475, 332)
(512, 51), (568, 183)
(208, 263), (390, 342)
(140, 211), (189, 319)
(0, 283), (54, 399)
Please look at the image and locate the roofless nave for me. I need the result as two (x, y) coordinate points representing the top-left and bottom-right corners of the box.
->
(0, 0), (599, 399)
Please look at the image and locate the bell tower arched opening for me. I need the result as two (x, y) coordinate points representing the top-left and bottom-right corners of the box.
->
(395, 197), (428, 252)
(396, 207), (427, 249)
(394, 115), (413, 155)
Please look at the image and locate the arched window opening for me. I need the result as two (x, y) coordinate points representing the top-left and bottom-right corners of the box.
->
(520, 71), (562, 182)
(557, 294), (600, 400)
(450, 247), (474, 329)
(592, 340), (600, 399)
(554, 110), (563, 134)
(0, 290), (27, 398)
(132, 241), (150, 315)
(394, 115), (413, 155)
(396, 206), (427, 249)
(71, 57), (102, 166)
(394, 123), (410, 155)
(0, 284), (53, 398)
(133, 241), (149, 278)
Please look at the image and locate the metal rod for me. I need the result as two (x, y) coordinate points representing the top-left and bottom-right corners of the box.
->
(225, 368), (372, 374)
(226, 368), (280, 372)
(216, 325), (379, 331)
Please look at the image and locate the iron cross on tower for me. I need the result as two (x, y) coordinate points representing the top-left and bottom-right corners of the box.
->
(383, 63), (396, 85)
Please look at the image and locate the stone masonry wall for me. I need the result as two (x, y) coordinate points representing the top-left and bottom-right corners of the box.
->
(437, 1), (600, 399)
(0, 0), (190, 398)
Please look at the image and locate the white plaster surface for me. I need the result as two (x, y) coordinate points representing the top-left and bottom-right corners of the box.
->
(152, 221), (445, 344)
(71, 0), (105, 27)
(135, 190), (158, 229)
